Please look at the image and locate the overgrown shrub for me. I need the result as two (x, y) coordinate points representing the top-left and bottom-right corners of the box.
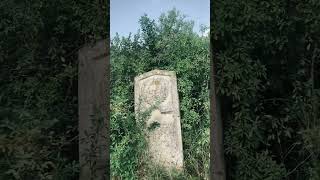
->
(212, 0), (320, 179)
(0, 0), (107, 179)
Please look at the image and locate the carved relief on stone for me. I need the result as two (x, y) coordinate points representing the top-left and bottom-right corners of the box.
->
(134, 69), (184, 171)
(139, 76), (173, 113)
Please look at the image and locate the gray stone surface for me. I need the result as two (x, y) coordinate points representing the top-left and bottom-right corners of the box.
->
(134, 69), (184, 171)
(78, 39), (109, 180)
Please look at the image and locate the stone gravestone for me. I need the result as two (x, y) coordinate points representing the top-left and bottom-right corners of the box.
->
(78, 39), (109, 180)
(134, 69), (184, 171)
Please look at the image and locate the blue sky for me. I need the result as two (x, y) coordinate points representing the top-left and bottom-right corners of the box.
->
(110, 0), (210, 38)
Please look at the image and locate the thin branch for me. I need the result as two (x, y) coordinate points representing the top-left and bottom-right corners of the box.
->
(284, 142), (299, 159)
(286, 152), (313, 177)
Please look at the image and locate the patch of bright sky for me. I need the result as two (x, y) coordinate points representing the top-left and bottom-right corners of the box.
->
(111, 0), (209, 39)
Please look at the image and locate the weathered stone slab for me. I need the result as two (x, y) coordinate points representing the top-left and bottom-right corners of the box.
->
(78, 39), (109, 180)
(134, 69), (184, 171)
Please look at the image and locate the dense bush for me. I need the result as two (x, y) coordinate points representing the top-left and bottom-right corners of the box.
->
(212, 0), (320, 179)
(110, 9), (210, 179)
(0, 0), (107, 179)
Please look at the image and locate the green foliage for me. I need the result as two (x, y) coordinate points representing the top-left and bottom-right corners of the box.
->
(0, 0), (107, 179)
(110, 9), (210, 179)
(212, 0), (320, 179)
(147, 122), (161, 131)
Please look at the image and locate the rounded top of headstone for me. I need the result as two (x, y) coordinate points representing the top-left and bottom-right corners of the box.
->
(134, 69), (176, 82)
